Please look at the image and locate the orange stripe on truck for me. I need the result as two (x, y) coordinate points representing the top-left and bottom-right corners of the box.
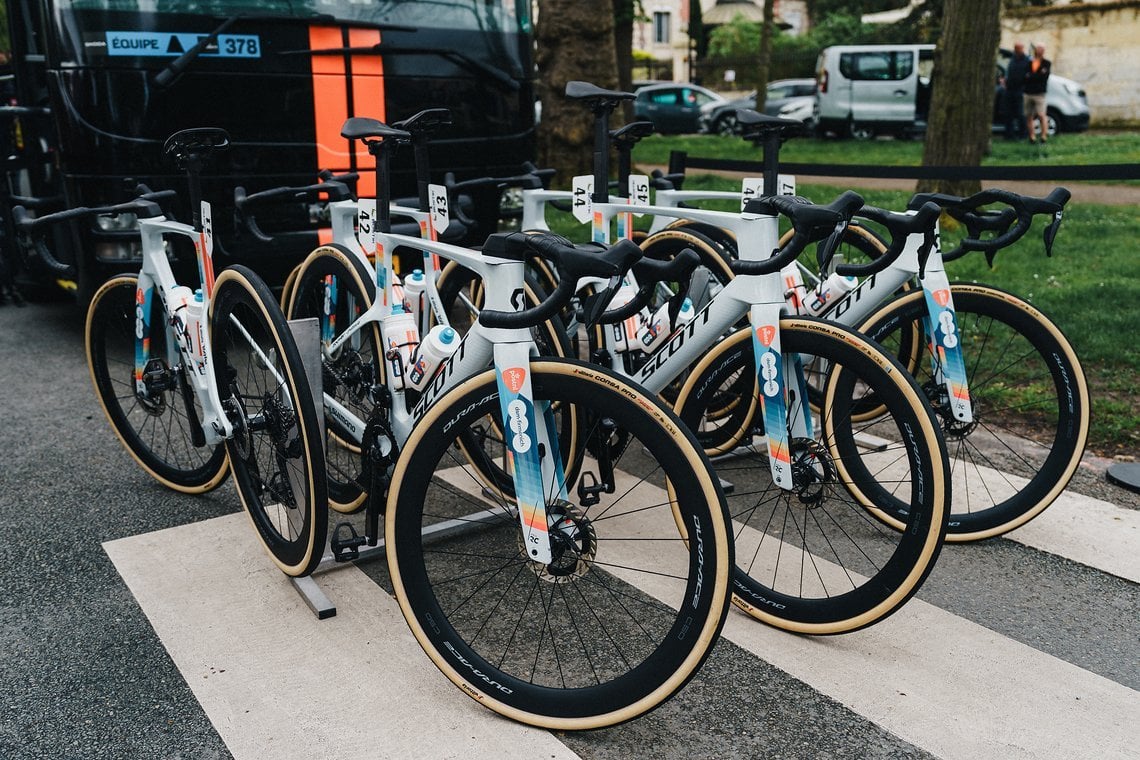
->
(308, 25), (385, 198)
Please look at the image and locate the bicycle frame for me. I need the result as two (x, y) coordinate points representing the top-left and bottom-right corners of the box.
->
(592, 178), (973, 427)
(312, 218), (567, 563)
(788, 217), (973, 423)
(132, 206), (235, 445)
(585, 198), (812, 489)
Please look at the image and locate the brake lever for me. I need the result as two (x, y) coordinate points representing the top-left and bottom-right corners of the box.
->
(1043, 209), (1064, 257)
(579, 275), (625, 328)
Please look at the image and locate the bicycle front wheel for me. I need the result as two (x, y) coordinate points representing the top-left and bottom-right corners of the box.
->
(675, 320), (949, 634)
(858, 284), (1089, 541)
(386, 359), (733, 729)
(86, 275), (228, 493)
(211, 266), (327, 577)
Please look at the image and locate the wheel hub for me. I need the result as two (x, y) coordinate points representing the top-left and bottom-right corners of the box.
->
(223, 395), (252, 460)
(522, 500), (597, 583)
(924, 380), (978, 439)
(790, 438), (835, 507)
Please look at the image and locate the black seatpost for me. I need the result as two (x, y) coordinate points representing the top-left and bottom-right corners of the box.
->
(588, 101), (620, 205)
(391, 109), (451, 212)
(610, 122), (655, 199)
(759, 130), (781, 198)
(412, 136), (431, 212)
(183, 152), (205, 231)
(367, 139), (394, 234)
(163, 128), (229, 231)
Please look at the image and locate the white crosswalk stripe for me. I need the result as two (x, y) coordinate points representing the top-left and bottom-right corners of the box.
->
(104, 474), (1138, 760)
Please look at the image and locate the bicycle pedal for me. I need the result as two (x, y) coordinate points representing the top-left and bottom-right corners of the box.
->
(576, 470), (609, 507)
(330, 521), (365, 562)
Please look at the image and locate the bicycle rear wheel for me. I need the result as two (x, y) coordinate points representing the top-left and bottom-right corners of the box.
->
(675, 320), (949, 634)
(386, 359), (732, 729)
(858, 284), (1088, 541)
(86, 275), (228, 493)
(211, 266), (327, 577)
(286, 244), (381, 513)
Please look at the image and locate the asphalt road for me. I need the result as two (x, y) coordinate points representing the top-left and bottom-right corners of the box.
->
(1, 298), (1136, 759)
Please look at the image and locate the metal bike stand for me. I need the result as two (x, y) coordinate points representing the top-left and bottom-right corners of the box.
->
(295, 507), (506, 620)
(287, 318), (339, 618)
(1106, 462), (1140, 494)
(279, 325), (507, 619)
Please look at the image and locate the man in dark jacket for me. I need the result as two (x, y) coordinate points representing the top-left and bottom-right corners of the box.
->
(1003, 43), (1030, 139)
(1024, 44), (1052, 144)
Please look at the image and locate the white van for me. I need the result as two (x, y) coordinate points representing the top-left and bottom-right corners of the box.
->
(814, 44), (935, 139)
(814, 43), (1091, 139)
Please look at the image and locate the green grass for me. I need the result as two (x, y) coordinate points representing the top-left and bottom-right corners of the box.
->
(629, 130), (1140, 171)
(542, 167), (1140, 457)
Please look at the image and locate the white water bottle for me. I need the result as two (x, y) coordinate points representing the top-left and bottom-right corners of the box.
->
(167, 286), (199, 356)
(184, 289), (207, 369)
(403, 268), (427, 330)
(608, 281), (642, 353)
(382, 303), (420, 390)
(407, 324), (459, 390)
(802, 272), (857, 317)
(636, 297), (694, 354)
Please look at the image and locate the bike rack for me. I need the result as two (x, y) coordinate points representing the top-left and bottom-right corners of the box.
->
(286, 319), (504, 619)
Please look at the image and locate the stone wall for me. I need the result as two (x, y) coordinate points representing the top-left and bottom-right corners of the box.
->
(1002, 0), (1140, 126)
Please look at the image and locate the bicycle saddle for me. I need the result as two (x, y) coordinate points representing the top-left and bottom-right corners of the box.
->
(737, 109), (805, 134)
(610, 120), (655, 148)
(391, 108), (452, 138)
(340, 116), (412, 143)
(163, 127), (230, 167)
(565, 81), (635, 102)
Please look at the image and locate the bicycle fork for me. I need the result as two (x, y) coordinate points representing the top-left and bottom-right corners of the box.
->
(493, 342), (564, 565)
(749, 304), (812, 491)
(919, 263), (972, 424)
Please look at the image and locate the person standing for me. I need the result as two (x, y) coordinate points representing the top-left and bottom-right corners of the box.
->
(1003, 43), (1030, 140)
(1024, 44), (1052, 145)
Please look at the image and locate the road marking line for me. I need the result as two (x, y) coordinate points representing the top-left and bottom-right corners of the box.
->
(1006, 487), (1140, 582)
(104, 514), (580, 760)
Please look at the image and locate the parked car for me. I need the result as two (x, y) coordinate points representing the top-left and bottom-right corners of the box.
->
(632, 82), (725, 134)
(994, 48), (1090, 136)
(699, 78), (818, 135)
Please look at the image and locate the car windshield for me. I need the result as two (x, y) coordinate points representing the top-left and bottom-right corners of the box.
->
(57, 0), (531, 32)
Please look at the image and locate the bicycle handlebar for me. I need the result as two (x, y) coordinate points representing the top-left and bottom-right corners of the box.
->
(649, 169), (686, 191)
(232, 173), (358, 243)
(592, 248), (701, 326)
(832, 202), (942, 278)
(908, 187), (1070, 263)
(478, 233), (642, 330)
(11, 194), (167, 279)
(12, 197), (166, 234)
(731, 191), (863, 277)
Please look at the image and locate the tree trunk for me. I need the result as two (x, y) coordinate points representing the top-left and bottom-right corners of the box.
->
(918, 0), (1001, 196)
(536, 0), (619, 187)
(614, 0), (635, 122)
(754, 0), (776, 112)
(689, 0), (705, 59)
